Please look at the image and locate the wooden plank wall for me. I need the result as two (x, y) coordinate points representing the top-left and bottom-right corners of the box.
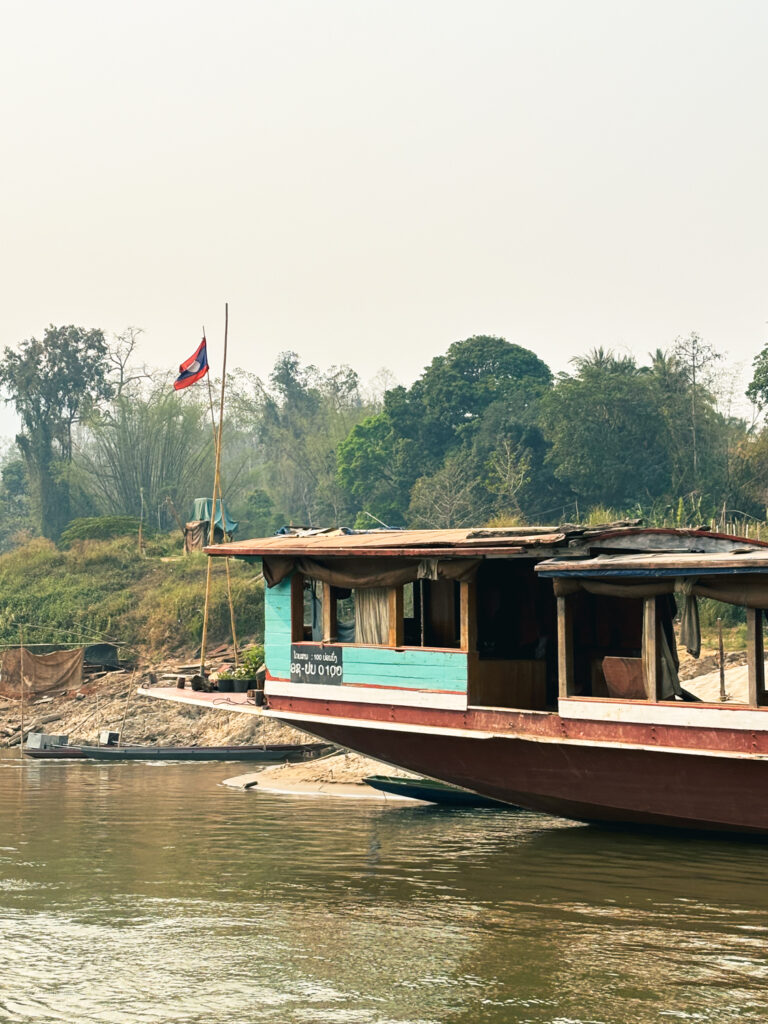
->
(265, 577), (294, 679)
(264, 575), (468, 692)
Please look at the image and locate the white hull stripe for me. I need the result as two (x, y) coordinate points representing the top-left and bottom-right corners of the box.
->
(560, 697), (768, 731)
(265, 680), (467, 711)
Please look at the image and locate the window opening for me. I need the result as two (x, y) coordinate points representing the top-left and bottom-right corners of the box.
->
(295, 576), (461, 649)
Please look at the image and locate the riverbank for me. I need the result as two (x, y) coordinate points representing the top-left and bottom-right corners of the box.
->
(0, 652), (306, 751)
(1, 645), (752, 772)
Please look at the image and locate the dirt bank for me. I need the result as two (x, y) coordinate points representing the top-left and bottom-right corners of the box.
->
(0, 652), (308, 750)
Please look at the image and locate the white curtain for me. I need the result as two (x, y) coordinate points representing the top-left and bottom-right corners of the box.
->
(355, 588), (390, 645)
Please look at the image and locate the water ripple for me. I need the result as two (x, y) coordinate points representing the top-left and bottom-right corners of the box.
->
(1, 761), (768, 1023)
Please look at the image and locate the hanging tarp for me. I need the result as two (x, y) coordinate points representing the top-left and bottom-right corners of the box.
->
(262, 555), (481, 589)
(0, 647), (83, 700)
(184, 521), (209, 553)
(550, 574), (768, 610)
(192, 499), (238, 535)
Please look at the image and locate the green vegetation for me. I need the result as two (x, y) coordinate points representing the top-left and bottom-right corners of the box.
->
(0, 535), (263, 658)
(0, 322), (766, 659)
(60, 516), (144, 545)
(5, 322), (768, 543)
(218, 644), (265, 681)
(0, 325), (113, 539)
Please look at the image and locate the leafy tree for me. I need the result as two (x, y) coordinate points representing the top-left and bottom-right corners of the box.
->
(470, 404), (570, 522)
(673, 332), (722, 489)
(408, 450), (487, 528)
(0, 447), (33, 551)
(239, 488), (284, 537)
(747, 341), (768, 410)
(541, 350), (672, 508)
(75, 386), (213, 521)
(250, 353), (373, 526)
(337, 413), (416, 527)
(0, 325), (113, 538)
(337, 335), (553, 524)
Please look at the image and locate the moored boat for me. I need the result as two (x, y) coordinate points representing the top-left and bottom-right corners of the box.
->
(142, 524), (768, 833)
(24, 741), (335, 762)
(363, 775), (509, 807)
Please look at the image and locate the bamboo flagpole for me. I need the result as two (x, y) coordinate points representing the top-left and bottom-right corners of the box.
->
(204, 367), (240, 667)
(200, 304), (229, 677)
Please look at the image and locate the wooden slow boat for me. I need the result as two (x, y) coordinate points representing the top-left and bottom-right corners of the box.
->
(142, 524), (768, 834)
(23, 741), (335, 762)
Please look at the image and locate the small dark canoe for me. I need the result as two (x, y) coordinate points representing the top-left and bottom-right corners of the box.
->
(24, 742), (336, 763)
(364, 775), (511, 808)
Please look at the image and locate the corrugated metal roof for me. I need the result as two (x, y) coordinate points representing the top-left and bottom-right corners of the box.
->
(205, 524), (768, 560)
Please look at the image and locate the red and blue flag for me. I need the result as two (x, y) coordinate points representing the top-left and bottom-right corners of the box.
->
(174, 337), (209, 390)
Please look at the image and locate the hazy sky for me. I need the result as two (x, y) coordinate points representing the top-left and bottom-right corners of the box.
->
(1, 0), (766, 435)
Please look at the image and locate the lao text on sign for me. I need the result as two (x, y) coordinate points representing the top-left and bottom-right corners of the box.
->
(290, 644), (343, 684)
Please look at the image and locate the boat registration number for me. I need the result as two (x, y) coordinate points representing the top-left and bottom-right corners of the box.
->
(290, 644), (343, 684)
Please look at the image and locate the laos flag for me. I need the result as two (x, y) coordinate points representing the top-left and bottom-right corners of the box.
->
(174, 337), (209, 390)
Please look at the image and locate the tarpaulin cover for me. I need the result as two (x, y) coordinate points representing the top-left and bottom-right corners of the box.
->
(551, 575), (768, 609)
(0, 647), (83, 699)
(262, 555), (481, 589)
(184, 521), (209, 553)
(192, 499), (238, 534)
(83, 644), (120, 670)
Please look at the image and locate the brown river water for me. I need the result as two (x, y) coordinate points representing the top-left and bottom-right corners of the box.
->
(1, 752), (768, 1024)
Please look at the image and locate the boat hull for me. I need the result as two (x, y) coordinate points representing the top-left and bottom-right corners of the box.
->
(266, 696), (768, 834)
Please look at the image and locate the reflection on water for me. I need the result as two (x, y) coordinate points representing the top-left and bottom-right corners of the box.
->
(1, 752), (768, 1023)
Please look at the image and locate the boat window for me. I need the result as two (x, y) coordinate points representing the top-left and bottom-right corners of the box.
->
(476, 561), (552, 661)
(303, 579), (358, 642)
(571, 592), (645, 699)
(403, 579), (461, 649)
(296, 577), (461, 649)
(673, 597), (752, 705)
(468, 560), (557, 710)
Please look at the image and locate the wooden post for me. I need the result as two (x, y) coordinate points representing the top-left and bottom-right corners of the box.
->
(208, 306), (229, 548)
(718, 617), (727, 702)
(556, 595), (574, 699)
(747, 607), (765, 706)
(205, 355), (239, 666)
(18, 626), (24, 759)
(138, 486), (145, 555)
(290, 573), (305, 642)
(388, 587), (404, 647)
(460, 580), (476, 653)
(643, 597), (659, 702)
(118, 670), (137, 748)
(200, 304), (229, 677)
(322, 582), (337, 642)
(223, 557), (239, 666)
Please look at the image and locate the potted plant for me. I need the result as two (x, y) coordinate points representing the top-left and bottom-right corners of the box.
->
(217, 645), (265, 694)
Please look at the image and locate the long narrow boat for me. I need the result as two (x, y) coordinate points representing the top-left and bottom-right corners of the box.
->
(141, 524), (768, 833)
(24, 741), (335, 762)
(364, 775), (508, 807)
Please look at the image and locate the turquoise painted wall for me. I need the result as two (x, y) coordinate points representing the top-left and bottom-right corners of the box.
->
(265, 576), (467, 693)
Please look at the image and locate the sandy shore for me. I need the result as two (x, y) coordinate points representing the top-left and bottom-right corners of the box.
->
(223, 751), (418, 798)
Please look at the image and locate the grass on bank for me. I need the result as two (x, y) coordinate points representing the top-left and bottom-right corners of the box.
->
(0, 534), (263, 658)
